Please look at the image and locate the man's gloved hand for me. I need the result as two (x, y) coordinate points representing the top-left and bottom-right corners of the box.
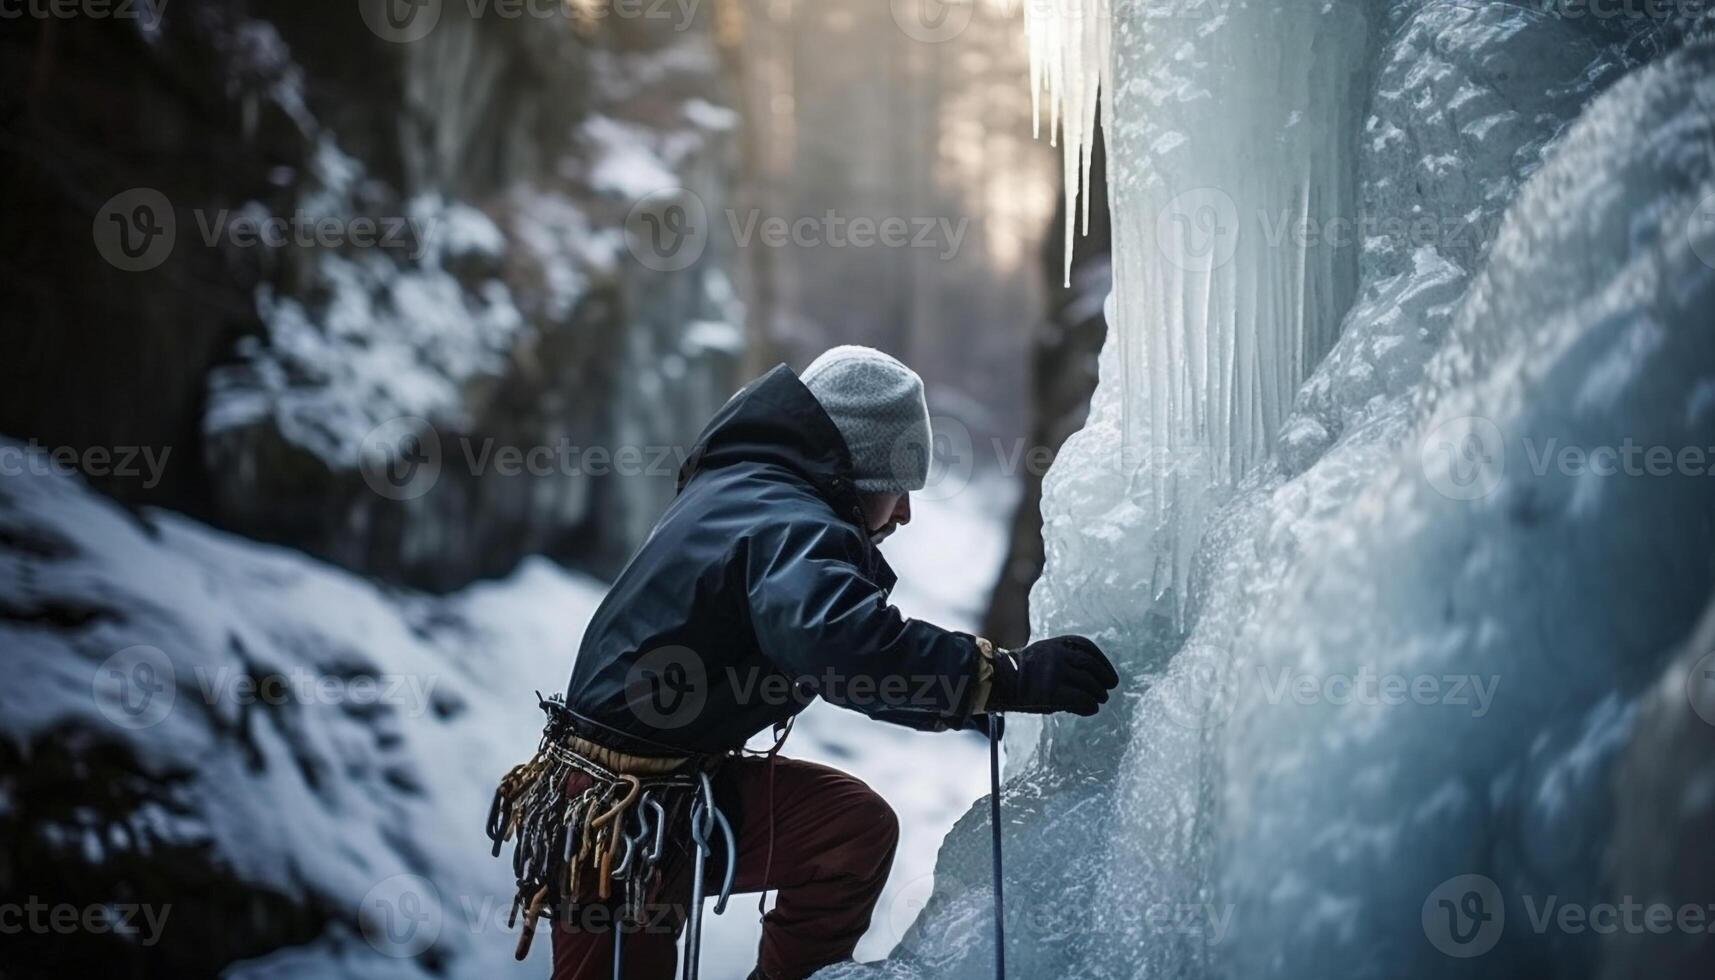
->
(987, 635), (1119, 716)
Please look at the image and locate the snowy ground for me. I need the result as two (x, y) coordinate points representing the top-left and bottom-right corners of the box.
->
(0, 444), (1012, 978)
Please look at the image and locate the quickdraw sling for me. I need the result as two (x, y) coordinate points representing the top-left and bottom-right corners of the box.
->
(485, 695), (713, 967)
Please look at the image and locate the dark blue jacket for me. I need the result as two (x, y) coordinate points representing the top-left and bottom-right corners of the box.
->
(563, 364), (985, 755)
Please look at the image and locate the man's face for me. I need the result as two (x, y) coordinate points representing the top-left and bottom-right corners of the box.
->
(860, 492), (912, 544)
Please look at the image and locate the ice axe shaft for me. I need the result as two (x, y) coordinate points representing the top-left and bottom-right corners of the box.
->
(988, 712), (1006, 980)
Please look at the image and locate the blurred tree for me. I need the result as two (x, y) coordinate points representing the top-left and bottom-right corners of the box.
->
(983, 121), (1109, 648)
(717, 0), (1055, 447)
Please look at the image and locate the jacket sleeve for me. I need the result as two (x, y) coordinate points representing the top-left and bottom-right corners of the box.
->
(744, 517), (988, 730)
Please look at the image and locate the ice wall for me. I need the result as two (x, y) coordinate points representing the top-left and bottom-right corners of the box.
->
(1220, 34), (1715, 980)
(1031, 0), (1375, 625)
(827, 4), (1715, 979)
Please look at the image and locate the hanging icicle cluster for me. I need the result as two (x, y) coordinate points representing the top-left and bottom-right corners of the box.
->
(1021, 0), (1364, 625)
(1025, 0), (1111, 287)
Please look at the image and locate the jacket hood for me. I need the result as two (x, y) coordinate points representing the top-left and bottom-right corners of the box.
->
(677, 364), (865, 518)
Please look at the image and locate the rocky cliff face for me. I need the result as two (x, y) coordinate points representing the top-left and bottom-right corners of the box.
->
(1, 0), (745, 590)
(0, 440), (605, 978)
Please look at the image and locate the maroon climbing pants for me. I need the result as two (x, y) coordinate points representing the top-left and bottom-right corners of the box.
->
(550, 755), (899, 980)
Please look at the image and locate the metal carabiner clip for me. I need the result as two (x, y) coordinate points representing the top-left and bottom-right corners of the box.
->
(698, 770), (738, 915)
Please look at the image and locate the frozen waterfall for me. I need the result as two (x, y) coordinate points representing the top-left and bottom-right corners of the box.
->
(1028, 0), (1369, 623)
(824, 3), (1715, 980)
(1025, 0), (1110, 289)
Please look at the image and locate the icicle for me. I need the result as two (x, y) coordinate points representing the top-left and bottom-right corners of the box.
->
(1025, 0), (1366, 627)
(1025, 0), (1112, 287)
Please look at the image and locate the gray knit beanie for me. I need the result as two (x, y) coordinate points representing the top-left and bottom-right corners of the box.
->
(800, 345), (932, 493)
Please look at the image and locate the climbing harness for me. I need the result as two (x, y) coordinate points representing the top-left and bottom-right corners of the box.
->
(486, 699), (792, 979)
(988, 712), (1007, 980)
(485, 696), (741, 980)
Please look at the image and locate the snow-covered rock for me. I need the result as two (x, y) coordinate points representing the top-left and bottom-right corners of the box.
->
(198, 6), (746, 591)
(0, 447), (1010, 978)
(1, 0), (747, 593)
(0, 440), (604, 977)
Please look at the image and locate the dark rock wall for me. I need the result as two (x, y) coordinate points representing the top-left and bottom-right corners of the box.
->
(1, 0), (745, 590)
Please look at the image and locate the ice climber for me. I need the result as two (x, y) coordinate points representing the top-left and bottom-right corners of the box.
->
(487, 345), (1120, 980)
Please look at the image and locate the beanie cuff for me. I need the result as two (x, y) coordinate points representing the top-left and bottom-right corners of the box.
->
(853, 473), (925, 495)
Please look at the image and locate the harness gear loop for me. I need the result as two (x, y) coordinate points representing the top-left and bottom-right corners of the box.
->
(514, 885), (551, 962)
(643, 796), (668, 863)
(700, 770), (738, 914)
(684, 797), (710, 980)
(486, 696), (701, 964)
(593, 774), (642, 901)
(681, 767), (739, 980)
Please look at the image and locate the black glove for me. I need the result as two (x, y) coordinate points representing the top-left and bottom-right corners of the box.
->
(987, 635), (1119, 716)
